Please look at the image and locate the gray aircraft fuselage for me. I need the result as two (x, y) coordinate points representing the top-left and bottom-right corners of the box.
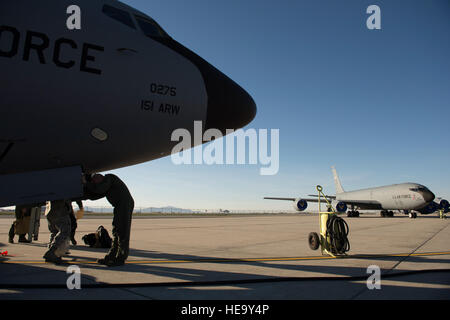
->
(0, 0), (256, 207)
(335, 183), (435, 211)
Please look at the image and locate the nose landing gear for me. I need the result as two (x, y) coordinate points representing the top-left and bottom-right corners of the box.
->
(408, 212), (417, 219)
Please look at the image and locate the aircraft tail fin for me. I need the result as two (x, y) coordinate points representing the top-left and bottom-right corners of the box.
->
(331, 166), (344, 194)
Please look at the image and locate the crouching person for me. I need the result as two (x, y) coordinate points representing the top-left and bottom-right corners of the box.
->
(43, 200), (72, 264)
(84, 174), (134, 267)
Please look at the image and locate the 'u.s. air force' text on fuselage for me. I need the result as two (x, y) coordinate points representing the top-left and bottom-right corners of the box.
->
(1, 25), (183, 116)
(0, 25), (104, 74)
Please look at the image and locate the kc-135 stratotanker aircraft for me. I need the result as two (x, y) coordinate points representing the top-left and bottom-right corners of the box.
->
(265, 167), (449, 219)
(0, 0), (256, 207)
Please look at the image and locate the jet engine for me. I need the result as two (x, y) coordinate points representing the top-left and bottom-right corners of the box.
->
(439, 199), (450, 213)
(293, 198), (308, 211)
(420, 202), (439, 215)
(336, 201), (348, 213)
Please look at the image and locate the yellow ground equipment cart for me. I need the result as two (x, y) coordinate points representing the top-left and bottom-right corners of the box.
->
(308, 185), (350, 257)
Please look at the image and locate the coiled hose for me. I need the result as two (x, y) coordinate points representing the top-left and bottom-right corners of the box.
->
(326, 215), (350, 254)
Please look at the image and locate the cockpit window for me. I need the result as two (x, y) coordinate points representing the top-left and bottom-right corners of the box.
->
(135, 15), (168, 38)
(103, 5), (136, 29)
(410, 186), (427, 192)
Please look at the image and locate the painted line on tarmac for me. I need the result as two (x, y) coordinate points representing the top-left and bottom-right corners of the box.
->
(1, 251), (449, 265)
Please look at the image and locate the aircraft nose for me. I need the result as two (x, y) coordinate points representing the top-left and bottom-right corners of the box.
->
(158, 38), (257, 132)
(204, 72), (256, 132)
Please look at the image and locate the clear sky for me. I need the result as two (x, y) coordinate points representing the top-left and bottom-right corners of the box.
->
(89, 0), (450, 210)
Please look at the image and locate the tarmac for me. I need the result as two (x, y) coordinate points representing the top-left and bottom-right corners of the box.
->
(0, 213), (449, 300)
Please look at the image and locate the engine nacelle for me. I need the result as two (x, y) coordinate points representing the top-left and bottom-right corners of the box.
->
(336, 201), (348, 213)
(439, 199), (450, 213)
(293, 198), (308, 211)
(420, 202), (439, 215)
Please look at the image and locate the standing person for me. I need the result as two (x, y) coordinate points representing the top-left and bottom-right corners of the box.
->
(44, 200), (72, 264)
(8, 205), (32, 243)
(83, 173), (134, 267)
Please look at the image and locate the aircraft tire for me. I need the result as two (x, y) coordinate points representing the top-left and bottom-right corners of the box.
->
(308, 232), (320, 251)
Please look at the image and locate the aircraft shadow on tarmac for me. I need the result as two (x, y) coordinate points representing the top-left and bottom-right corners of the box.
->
(1, 245), (449, 299)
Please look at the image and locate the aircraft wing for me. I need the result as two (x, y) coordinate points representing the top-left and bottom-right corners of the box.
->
(264, 197), (296, 201)
(300, 198), (335, 203)
(308, 194), (336, 199)
(264, 197), (334, 203)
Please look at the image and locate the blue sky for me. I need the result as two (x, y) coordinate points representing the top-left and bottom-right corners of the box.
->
(90, 0), (450, 210)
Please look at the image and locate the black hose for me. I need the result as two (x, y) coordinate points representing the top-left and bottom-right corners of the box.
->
(326, 214), (350, 254)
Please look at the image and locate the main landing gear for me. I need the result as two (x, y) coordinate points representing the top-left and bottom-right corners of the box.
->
(347, 210), (360, 217)
(380, 210), (394, 217)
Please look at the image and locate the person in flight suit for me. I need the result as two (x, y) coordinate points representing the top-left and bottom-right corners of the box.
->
(43, 199), (72, 264)
(83, 173), (134, 267)
(8, 205), (32, 243)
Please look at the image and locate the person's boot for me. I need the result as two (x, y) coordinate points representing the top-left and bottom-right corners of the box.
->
(104, 238), (128, 267)
(103, 253), (125, 267)
(70, 235), (77, 246)
(8, 224), (15, 243)
(18, 234), (31, 243)
(97, 237), (119, 266)
(43, 247), (63, 264)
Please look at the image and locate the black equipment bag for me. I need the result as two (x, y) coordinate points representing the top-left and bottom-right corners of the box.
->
(82, 225), (112, 248)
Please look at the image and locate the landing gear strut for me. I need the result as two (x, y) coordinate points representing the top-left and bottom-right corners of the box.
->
(347, 205), (360, 217)
(380, 210), (394, 217)
(408, 212), (417, 219)
(347, 210), (360, 217)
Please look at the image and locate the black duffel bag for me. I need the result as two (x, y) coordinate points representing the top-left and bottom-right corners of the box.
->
(82, 225), (112, 248)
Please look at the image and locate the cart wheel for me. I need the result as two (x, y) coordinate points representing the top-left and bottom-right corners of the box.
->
(308, 232), (320, 250)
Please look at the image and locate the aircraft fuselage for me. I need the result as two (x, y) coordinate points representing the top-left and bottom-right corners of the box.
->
(0, 0), (256, 207)
(336, 183), (434, 211)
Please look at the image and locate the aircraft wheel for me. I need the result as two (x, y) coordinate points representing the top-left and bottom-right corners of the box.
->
(380, 211), (386, 217)
(347, 211), (353, 217)
(308, 232), (320, 250)
(355, 211), (360, 217)
(412, 212), (417, 219)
